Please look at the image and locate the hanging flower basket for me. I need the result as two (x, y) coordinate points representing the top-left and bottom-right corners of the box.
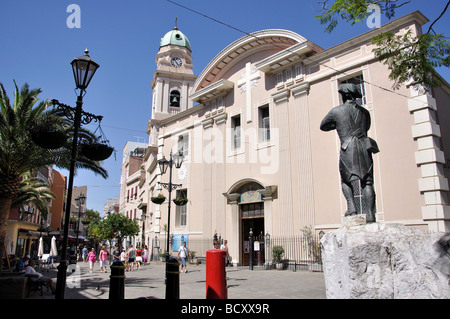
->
(173, 197), (188, 206)
(79, 142), (114, 161)
(79, 122), (114, 161)
(151, 194), (166, 205)
(31, 122), (67, 149)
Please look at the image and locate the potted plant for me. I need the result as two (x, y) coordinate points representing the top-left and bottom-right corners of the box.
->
(188, 250), (197, 264)
(151, 193), (166, 204)
(158, 250), (167, 262)
(272, 246), (285, 270)
(173, 197), (188, 206)
(30, 117), (67, 149)
(79, 140), (114, 161)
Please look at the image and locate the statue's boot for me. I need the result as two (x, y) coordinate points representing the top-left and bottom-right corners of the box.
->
(342, 182), (357, 216)
(363, 183), (376, 223)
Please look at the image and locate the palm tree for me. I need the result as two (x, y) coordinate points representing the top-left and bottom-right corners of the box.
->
(0, 81), (108, 266)
(11, 176), (56, 220)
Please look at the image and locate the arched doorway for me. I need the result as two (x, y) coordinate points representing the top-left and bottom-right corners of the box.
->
(240, 201), (264, 266)
(228, 180), (265, 266)
(224, 179), (277, 266)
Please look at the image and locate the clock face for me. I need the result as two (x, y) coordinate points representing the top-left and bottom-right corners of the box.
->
(171, 57), (182, 68)
(177, 164), (187, 181)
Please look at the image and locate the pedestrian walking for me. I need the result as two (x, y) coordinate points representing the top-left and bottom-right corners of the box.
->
(88, 248), (96, 273)
(99, 245), (108, 272)
(135, 245), (142, 270)
(142, 245), (148, 264)
(220, 240), (230, 266)
(127, 245), (136, 272)
(177, 241), (190, 273)
(120, 248), (127, 268)
(112, 245), (121, 263)
(82, 245), (88, 263)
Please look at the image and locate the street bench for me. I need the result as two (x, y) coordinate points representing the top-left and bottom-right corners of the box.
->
(26, 275), (50, 296)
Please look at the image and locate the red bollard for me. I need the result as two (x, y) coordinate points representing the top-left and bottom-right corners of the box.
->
(206, 249), (228, 299)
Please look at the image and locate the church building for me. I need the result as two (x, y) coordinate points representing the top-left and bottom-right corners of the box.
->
(135, 11), (450, 266)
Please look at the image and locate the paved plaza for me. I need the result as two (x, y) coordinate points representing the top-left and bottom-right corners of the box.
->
(27, 260), (326, 300)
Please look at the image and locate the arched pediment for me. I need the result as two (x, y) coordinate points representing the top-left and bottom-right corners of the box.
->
(223, 179), (277, 204)
(192, 29), (308, 94)
(225, 178), (265, 195)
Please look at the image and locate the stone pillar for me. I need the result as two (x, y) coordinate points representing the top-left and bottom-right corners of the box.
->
(202, 118), (214, 240)
(272, 89), (294, 236)
(223, 193), (240, 266)
(408, 88), (450, 232)
(258, 186), (277, 266)
(163, 81), (170, 113)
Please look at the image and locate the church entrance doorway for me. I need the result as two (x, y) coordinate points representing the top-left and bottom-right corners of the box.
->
(240, 202), (264, 266)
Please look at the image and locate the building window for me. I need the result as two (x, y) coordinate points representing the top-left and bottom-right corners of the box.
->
(340, 74), (366, 105)
(276, 72), (284, 88)
(285, 68), (293, 85)
(241, 202), (264, 218)
(178, 134), (189, 157)
(295, 64), (304, 81)
(258, 105), (270, 142)
(232, 115), (241, 149)
(175, 189), (187, 227)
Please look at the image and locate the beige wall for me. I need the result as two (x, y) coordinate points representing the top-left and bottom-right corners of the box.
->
(146, 12), (450, 264)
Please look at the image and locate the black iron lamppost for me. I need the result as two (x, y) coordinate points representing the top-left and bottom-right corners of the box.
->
(75, 193), (86, 258)
(54, 49), (102, 299)
(249, 228), (254, 270)
(157, 150), (183, 299)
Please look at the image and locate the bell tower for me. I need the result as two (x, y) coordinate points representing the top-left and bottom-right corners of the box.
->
(150, 24), (197, 121)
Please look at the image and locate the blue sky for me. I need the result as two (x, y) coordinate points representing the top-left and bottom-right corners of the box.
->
(1, 0), (449, 215)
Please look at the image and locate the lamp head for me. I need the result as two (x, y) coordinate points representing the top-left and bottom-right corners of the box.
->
(71, 49), (100, 90)
(158, 156), (169, 175)
(172, 151), (184, 169)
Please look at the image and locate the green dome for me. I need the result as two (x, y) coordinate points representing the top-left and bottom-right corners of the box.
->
(160, 27), (191, 51)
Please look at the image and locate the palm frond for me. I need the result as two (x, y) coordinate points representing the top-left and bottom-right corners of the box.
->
(11, 177), (55, 219)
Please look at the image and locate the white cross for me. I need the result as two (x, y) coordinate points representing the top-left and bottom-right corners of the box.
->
(237, 62), (261, 123)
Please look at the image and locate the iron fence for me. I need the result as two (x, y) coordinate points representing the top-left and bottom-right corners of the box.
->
(149, 233), (323, 272)
(150, 235), (216, 261)
(265, 234), (323, 272)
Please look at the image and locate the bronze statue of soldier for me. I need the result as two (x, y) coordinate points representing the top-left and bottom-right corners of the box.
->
(320, 83), (379, 223)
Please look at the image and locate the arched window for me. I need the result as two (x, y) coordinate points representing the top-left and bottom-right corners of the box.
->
(170, 90), (180, 107)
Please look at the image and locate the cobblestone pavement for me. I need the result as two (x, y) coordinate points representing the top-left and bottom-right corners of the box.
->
(27, 260), (326, 300)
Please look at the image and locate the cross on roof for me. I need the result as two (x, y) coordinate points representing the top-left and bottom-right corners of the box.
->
(237, 62), (261, 123)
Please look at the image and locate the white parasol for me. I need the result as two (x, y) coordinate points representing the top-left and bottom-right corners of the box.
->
(38, 237), (44, 257)
(50, 236), (58, 257)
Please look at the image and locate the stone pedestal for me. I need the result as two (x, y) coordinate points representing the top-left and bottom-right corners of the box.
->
(321, 222), (450, 299)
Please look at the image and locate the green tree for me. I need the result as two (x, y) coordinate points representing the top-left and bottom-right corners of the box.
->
(0, 81), (108, 268)
(84, 209), (102, 245)
(316, 0), (450, 89)
(84, 208), (101, 224)
(99, 213), (139, 250)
